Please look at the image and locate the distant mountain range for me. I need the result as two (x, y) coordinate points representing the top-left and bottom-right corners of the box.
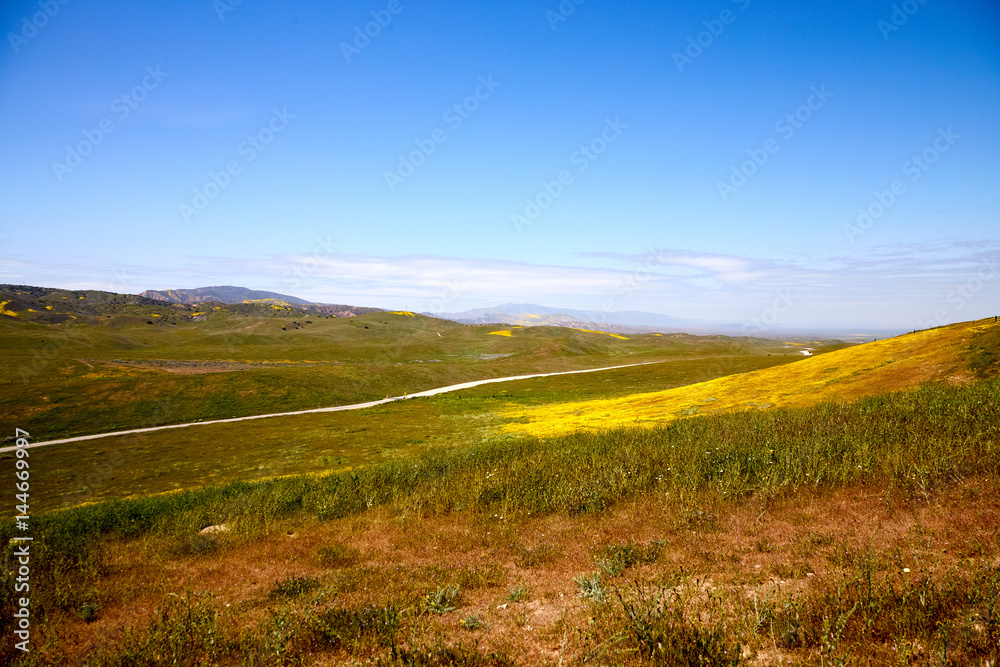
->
(425, 303), (735, 335)
(1, 284), (905, 340)
(140, 286), (383, 318)
(136, 287), (903, 340)
(426, 303), (905, 341)
(142, 286), (314, 306)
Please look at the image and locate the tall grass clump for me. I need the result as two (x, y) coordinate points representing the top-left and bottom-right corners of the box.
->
(759, 553), (1000, 664)
(381, 642), (515, 666)
(615, 581), (744, 666)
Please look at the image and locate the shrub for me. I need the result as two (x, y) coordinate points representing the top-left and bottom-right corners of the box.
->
(592, 540), (663, 577)
(267, 575), (321, 599)
(77, 602), (99, 623)
(317, 541), (360, 568)
(617, 584), (744, 666)
(459, 614), (485, 630)
(381, 642), (515, 666)
(506, 583), (530, 602)
(423, 585), (461, 614)
(313, 604), (401, 649)
(575, 572), (606, 603)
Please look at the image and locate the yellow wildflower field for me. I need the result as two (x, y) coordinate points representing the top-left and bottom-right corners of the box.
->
(502, 320), (994, 437)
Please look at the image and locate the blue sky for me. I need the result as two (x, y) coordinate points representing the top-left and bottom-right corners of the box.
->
(1, 0), (998, 330)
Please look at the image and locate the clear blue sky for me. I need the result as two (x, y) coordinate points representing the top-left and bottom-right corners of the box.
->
(1, 0), (998, 330)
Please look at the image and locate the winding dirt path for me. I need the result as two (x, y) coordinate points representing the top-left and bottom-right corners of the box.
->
(2, 361), (664, 452)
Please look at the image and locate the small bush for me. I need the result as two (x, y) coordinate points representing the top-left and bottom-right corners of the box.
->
(592, 540), (663, 576)
(77, 602), (99, 623)
(506, 583), (530, 602)
(575, 572), (606, 603)
(317, 541), (360, 568)
(459, 614), (485, 630)
(313, 604), (401, 649)
(382, 642), (515, 666)
(423, 585), (461, 614)
(515, 543), (556, 568)
(267, 575), (321, 599)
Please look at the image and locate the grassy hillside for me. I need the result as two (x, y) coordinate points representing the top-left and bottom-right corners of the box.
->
(2, 290), (996, 664)
(13, 352), (804, 513)
(502, 318), (999, 437)
(1, 374), (997, 665)
(0, 286), (817, 443)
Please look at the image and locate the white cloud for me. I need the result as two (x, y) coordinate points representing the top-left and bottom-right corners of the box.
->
(3, 239), (998, 328)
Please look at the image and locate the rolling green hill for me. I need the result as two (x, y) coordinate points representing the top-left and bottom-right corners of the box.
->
(0, 286), (822, 444)
(0, 287), (998, 665)
(503, 318), (1000, 437)
(0, 339), (997, 665)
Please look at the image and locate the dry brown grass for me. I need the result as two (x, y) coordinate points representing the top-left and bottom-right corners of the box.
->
(41, 472), (1000, 665)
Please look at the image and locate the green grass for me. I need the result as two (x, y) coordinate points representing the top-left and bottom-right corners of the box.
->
(1, 297), (842, 515)
(966, 322), (1000, 378)
(0, 303), (994, 665)
(0, 373), (996, 664)
(11, 374), (998, 540)
(423, 585), (461, 614)
(615, 582), (745, 666)
(0, 307), (821, 442)
(3, 377), (995, 632)
(268, 575), (322, 599)
(16, 350), (807, 513)
(592, 539), (663, 576)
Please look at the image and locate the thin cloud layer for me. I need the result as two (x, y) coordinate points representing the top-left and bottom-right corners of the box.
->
(7, 240), (996, 330)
